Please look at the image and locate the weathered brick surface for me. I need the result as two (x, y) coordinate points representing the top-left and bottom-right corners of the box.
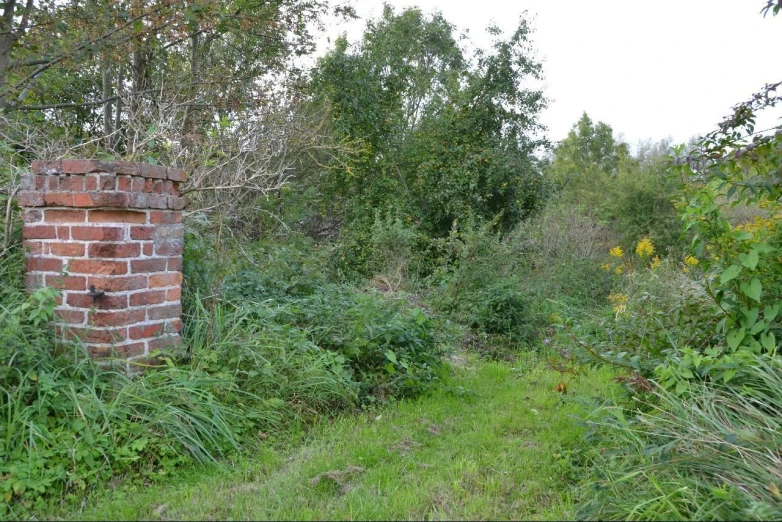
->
(20, 160), (187, 362)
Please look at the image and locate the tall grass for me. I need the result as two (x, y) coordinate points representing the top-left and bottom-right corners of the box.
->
(577, 356), (782, 520)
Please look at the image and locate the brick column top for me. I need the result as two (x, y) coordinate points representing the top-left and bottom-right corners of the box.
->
(18, 159), (187, 210)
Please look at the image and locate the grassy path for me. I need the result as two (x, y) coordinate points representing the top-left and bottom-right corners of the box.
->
(67, 355), (616, 521)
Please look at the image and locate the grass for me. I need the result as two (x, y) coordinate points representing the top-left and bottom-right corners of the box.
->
(57, 353), (617, 521)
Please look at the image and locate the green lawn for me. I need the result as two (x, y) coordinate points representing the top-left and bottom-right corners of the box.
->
(61, 354), (617, 521)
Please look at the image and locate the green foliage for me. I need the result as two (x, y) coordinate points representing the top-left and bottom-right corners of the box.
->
(577, 356), (782, 521)
(221, 268), (444, 402)
(549, 115), (683, 254)
(0, 289), (245, 515)
(311, 6), (548, 242)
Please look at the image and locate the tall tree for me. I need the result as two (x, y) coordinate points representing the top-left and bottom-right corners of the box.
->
(311, 5), (548, 237)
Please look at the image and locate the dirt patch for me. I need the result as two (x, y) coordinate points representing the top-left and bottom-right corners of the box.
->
(310, 465), (365, 494)
(387, 437), (421, 453)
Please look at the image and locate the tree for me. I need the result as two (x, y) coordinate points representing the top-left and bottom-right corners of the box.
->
(311, 5), (548, 239)
(548, 112), (628, 186)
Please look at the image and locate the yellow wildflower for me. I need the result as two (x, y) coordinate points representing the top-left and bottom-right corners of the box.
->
(684, 255), (699, 266)
(608, 293), (629, 314)
(609, 246), (624, 258)
(650, 256), (661, 269)
(614, 265), (624, 275)
(600, 263), (612, 272)
(635, 237), (655, 258)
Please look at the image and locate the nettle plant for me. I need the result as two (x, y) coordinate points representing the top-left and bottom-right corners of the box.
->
(665, 80), (782, 388)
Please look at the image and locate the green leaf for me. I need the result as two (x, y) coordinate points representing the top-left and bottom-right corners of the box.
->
(726, 328), (746, 350)
(739, 249), (759, 269)
(740, 277), (762, 302)
(764, 304), (779, 322)
(720, 265), (742, 284)
(722, 369), (737, 383)
(740, 307), (759, 329)
(749, 320), (767, 336)
(384, 350), (398, 364)
(760, 332), (776, 351)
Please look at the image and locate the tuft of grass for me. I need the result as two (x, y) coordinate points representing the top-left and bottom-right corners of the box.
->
(576, 356), (782, 521)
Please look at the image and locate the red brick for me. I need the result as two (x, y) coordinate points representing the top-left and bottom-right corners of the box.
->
(126, 193), (148, 208)
(130, 226), (155, 240)
(66, 327), (126, 344)
(149, 211), (181, 224)
(34, 175), (47, 189)
(31, 160), (59, 174)
(89, 210), (146, 224)
(149, 272), (182, 288)
(156, 242), (183, 256)
(152, 179), (164, 194)
(131, 258), (167, 273)
(117, 176), (132, 191)
(166, 287), (181, 301)
(143, 243), (153, 256)
(138, 163), (167, 179)
(49, 243), (85, 256)
(130, 290), (166, 306)
(87, 275), (147, 292)
(167, 167), (186, 182)
(58, 176), (71, 191)
(98, 174), (115, 191)
(170, 319), (183, 332)
(129, 322), (164, 340)
(148, 335), (180, 351)
(68, 259), (127, 275)
(71, 226), (124, 241)
(24, 272), (43, 288)
(145, 179), (153, 192)
(22, 209), (43, 223)
(148, 303), (182, 320)
(163, 181), (173, 195)
(56, 226), (70, 240)
(46, 274), (86, 291)
(26, 257), (62, 272)
(69, 175), (84, 192)
(131, 177), (146, 192)
(54, 309), (86, 325)
(148, 194), (168, 209)
(117, 342), (146, 357)
(22, 225), (56, 239)
(44, 192), (74, 206)
(88, 243), (140, 258)
(17, 191), (45, 207)
(66, 292), (128, 309)
(47, 176), (58, 190)
(167, 257), (183, 271)
(44, 209), (86, 223)
(73, 192), (128, 208)
(61, 159), (92, 174)
(85, 175), (98, 191)
(23, 240), (43, 255)
(89, 309), (146, 327)
(170, 197), (188, 210)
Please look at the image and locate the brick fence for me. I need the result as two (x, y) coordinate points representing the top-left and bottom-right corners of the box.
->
(18, 159), (187, 361)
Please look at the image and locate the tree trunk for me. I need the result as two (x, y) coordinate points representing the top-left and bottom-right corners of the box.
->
(102, 58), (113, 148)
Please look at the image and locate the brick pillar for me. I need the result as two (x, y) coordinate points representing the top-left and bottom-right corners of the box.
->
(18, 160), (187, 360)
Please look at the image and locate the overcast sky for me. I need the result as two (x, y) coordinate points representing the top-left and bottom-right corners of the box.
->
(317, 1), (782, 148)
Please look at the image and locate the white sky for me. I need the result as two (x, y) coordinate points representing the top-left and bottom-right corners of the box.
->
(317, 0), (782, 147)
